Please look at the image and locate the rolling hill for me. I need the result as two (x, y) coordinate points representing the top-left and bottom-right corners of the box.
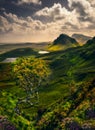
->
(0, 48), (38, 62)
(48, 34), (79, 51)
(0, 42), (49, 54)
(0, 36), (95, 129)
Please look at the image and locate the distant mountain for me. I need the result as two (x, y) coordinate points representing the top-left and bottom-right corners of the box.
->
(48, 34), (79, 51)
(86, 36), (95, 45)
(72, 34), (92, 45)
(0, 42), (49, 54)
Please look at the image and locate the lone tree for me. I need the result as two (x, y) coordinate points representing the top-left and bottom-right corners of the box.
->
(13, 57), (50, 113)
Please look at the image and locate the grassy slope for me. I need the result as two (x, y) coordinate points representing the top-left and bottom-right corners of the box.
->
(34, 37), (95, 130)
(36, 79), (95, 130)
(48, 34), (79, 51)
(48, 42), (78, 51)
(43, 40), (95, 83)
(35, 39), (95, 129)
(0, 39), (95, 129)
(0, 48), (38, 62)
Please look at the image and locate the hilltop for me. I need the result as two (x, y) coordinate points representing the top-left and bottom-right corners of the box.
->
(48, 34), (79, 51)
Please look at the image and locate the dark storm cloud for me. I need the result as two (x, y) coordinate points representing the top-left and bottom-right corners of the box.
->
(0, 0), (41, 17)
(41, 0), (68, 8)
(0, 0), (68, 17)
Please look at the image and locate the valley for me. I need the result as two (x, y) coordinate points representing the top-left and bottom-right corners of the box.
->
(0, 0), (95, 129)
(0, 34), (95, 129)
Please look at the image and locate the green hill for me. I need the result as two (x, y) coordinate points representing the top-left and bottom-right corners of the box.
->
(48, 34), (79, 51)
(0, 48), (38, 62)
(43, 36), (95, 82)
(35, 36), (95, 129)
(0, 37), (95, 129)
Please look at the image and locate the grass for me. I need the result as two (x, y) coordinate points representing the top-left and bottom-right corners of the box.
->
(48, 43), (78, 51)
(0, 38), (95, 129)
(48, 44), (64, 51)
(0, 48), (38, 62)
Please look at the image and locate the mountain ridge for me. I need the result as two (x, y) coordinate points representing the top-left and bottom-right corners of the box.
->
(72, 34), (92, 45)
(48, 34), (79, 51)
(54, 34), (79, 45)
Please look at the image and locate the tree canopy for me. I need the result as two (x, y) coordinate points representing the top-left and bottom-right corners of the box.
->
(13, 57), (50, 113)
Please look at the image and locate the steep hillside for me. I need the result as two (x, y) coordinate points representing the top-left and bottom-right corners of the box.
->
(43, 36), (95, 83)
(36, 37), (95, 130)
(35, 36), (95, 129)
(48, 34), (79, 51)
(86, 36), (95, 45)
(36, 79), (95, 130)
(72, 34), (92, 45)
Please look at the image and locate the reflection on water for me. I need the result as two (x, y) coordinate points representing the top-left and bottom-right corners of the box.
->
(2, 58), (17, 63)
(38, 51), (49, 54)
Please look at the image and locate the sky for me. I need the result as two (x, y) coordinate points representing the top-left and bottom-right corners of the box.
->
(0, 0), (95, 43)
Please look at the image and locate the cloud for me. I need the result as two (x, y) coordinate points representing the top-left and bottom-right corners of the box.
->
(17, 0), (42, 5)
(35, 3), (70, 22)
(0, 8), (6, 11)
(0, 12), (49, 42)
(0, 15), (12, 34)
(68, 0), (95, 22)
(35, 1), (95, 23)
(86, 0), (95, 7)
(3, 12), (46, 32)
(35, 1), (95, 34)
(0, 0), (95, 43)
(35, 3), (81, 31)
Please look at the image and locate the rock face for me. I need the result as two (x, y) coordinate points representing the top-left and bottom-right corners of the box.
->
(53, 34), (79, 46)
(72, 34), (92, 45)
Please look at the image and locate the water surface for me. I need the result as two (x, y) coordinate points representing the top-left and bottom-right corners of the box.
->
(2, 58), (17, 63)
(38, 51), (49, 54)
